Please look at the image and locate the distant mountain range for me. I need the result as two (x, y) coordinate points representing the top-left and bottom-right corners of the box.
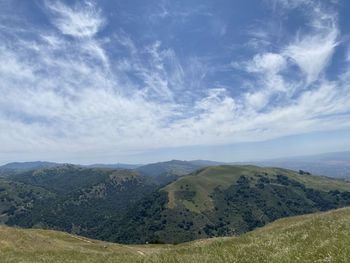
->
(0, 161), (65, 178)
(0, 161), (140, 173)
(0, 159), (222, 181)
(87, 163), (142, 169)
(1, 151), (349, 179)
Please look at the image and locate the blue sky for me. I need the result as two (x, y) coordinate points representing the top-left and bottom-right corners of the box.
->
(0, 0), (350, 164)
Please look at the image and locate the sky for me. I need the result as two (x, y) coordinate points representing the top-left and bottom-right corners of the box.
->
(0, 0), (350, 164)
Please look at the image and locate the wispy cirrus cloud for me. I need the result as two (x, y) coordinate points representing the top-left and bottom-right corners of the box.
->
(283, 8), (339, 84)
(284, 31), (338, 84)
(45, 0), (104, 38)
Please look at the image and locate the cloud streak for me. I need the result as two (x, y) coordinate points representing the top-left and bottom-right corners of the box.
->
(45, 0), (104, 38)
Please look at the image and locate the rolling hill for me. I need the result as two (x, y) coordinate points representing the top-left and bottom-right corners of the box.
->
(0, 161), (62, 177)
(2, 165), (160, 239)
(0, 178), (53, 224)
(87, 163), (141, 169)
(1, 207), (350, 262)
(136, 160), (202, 177)
(94, 165), (350, 244)
(135, 160), (213, 185)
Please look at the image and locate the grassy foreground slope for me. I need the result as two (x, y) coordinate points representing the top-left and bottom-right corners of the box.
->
(150, 207), (350, 263)
(1, 207), (350, 262)
(0, 226), (144, 263)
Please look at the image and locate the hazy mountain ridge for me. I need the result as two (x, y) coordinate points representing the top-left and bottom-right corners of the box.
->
(254, 151), (350, 180)
(2, 150), (349, 179)
(0, 159), (219, 179)
(136, 160), (202, 177)
(87, 163), (141, 169)
(0, 161), (63, 177)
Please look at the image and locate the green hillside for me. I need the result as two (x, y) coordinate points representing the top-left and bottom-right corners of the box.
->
(4, 165), (159, 239)
(163, 165), (350, 212)
(0, 162), (61, 177)
(0, 178), (53, 224)
(136, 160), (202, 177)
(1, 207), (350, 262)
(102, 165), (350, 244)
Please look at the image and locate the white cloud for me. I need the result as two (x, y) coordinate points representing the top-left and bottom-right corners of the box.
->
(241, 52), (288, 110)
(245, 91), (270, 110)
(270, 0), (312, 11)
(45, 0), (104, 38)
(245, 52), (286, 74)
(238, 1), (341, 114)
(281, 1), (339, 84)
(284, 29), (338, 84)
